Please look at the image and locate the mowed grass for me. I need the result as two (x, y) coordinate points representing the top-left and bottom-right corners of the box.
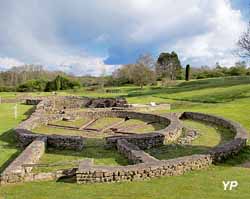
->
(33, 117), (166, 136)
(148, 120), (234, 160)
(0, 103), (32, 172)
(33, 139), (128, 173)
(1, 76), (250, 198)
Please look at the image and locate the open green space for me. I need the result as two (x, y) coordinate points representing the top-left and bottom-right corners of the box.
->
(148, 119), (234, 160)
(33, 139), (128, 173)
(1, 76), (250, 199)
(33, 117), (166, 136)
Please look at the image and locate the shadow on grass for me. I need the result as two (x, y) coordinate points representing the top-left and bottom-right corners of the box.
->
(147, 144), (212, 160)
(181, 118), (235, 146)
(148, 118), (236, 161)
(23, 105), (36, 116)
(0, 151), (21, 173)
(43, 138), (128, 166)
(154, 93), (250, 104)
(0, 129), (18, 146)
(220, 145), (250, 167)
(57, 176), (76, 183)
(0, 129), (22, 172)
(121, 76), (250, 103)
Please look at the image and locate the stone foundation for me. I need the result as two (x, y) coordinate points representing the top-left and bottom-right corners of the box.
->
(0, 137), (46, 184)
(116, 139), (158, 164)
(1, 97), (248, 185)
(15, 129), (84, 151)
(106, 133), (165, 150)
(181, 112), (248, 162)
(76, 154), (212, 184)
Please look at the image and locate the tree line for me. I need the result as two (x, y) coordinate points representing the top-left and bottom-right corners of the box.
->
(1, 52), (250, 92)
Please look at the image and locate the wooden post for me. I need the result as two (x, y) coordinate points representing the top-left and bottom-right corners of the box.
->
(14, 103), (17, 120)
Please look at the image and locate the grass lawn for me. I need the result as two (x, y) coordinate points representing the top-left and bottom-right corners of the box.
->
(148, 120), (234, 160)
(0, 103), (31, 173)
(33, 139), (128, 173)
(33, 117), (166, 136)
(1, 76), (250, 198)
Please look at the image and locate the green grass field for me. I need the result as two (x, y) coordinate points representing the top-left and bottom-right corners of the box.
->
(1, 76), (250, 199)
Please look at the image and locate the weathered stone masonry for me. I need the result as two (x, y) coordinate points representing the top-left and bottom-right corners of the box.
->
(116, 139), (159, 164)
(0, 137), (46, 184)
(76, 154), (212, 184)
(181, 112), (248, 162)
(76, 112), (248, 184)
(0, 97), (248, 185)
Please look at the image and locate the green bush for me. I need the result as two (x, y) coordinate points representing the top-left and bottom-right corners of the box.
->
(18, 79), (48, 92)
(45, 75), (80, 91)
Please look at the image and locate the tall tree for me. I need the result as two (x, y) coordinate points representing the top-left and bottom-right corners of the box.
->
(156, 51), (182, 80)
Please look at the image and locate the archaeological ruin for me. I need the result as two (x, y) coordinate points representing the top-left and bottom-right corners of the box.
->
(0, 96), (248, 184)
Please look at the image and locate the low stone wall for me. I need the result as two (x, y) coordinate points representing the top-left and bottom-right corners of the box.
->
(76, 154), (212, 184)
(28, 96), (128, 112)
(75, 110), (171, 124)
(0, 137), (46, 184)
(15, 108), (179, 151)
(22, 168), (77, 183)
(26, 99), (42, 105)
(159, 113), (183, 142)
(4, 96), (248, 185)
(106, 133), (165, 150)
(15, 129), (84, 151)
(116, 139), (158, 164)
(47, 134), (84, 151)
(209, 138), (246, 162)
(181, 112), (248, 162)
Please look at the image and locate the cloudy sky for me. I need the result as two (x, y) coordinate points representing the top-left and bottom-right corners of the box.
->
(0, 0), (249, 76)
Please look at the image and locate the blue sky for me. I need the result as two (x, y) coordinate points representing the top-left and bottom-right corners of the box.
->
(0, 0), (249, 76)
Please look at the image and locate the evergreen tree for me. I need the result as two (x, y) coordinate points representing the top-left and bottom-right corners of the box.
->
(156, 51), (182, 80)
(185, 64), (190, 81)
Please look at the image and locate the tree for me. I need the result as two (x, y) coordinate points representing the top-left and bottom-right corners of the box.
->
(156, 51), (182, 81)
(129, 64), (155, 88)
(112, 54), (156, 88)
(112, 64), (134, 85)
(238, 23), (250, 58)
(18, 79), (48, 92)
(228, 62), (247, 76)
(45, 75), (80, 91)
(136, 53), (155, 69)
(185, 64), (190, 81)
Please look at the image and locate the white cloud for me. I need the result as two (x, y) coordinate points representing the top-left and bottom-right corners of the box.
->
(158, 0), (247, 66)
(0, 0), (247, 75)
(0, 57), (24, 69)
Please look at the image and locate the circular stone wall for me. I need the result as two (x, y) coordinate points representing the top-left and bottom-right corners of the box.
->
(1, 97), (247, 184)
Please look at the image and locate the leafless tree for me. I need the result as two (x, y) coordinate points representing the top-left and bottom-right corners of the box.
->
(238, 23), (250, 58)
(136, 53), (155, 69)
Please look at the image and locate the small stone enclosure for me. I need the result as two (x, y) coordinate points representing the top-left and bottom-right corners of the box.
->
(0, 96), (248, 184)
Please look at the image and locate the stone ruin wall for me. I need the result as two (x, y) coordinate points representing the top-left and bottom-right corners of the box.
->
(0, 97), (248, 185)
(76, 111), (248, 184)
(0, 137), (47, 184)
(181, 112), (248, 162)
(76, 154), (212, 184)
(116, 139), (159, 164)
(26, 96), (129, 112)
(15, 129), (85, 151)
